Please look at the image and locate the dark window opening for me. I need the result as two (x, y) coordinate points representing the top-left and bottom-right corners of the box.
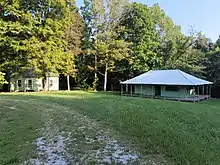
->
(28, 80), (32, 88)
(49, 80), (53, 87)
(18, 80), (22, 87)
(165, 86), (179, 91)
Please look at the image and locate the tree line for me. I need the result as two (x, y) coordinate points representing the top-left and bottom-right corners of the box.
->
(0, 0), (220, 92)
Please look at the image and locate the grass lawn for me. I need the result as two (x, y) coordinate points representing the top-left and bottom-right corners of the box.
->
(1, 91), (220, 164)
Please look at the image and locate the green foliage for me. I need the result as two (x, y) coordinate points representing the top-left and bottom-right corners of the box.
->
(23, 0), (80, 79)
(149, 4), (205, 75)
(119, 3), (160, 73)
(61, 9), (83, 77)
(204, 50), (220, 84)
(93, 0), (131, 91)
(80, 0), (131, 90)
(0, 0), (218, 91)
(77, 0), (95, 89)
(0, 0), (82, 90)
(119, 3), (206, 78)
(0, 72), (7, 87)
(0, 0), (34, 74)
(94, 36), (131, 71)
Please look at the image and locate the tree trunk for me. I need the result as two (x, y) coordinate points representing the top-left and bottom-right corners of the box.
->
(104, 63), (108, 92)
(67, 75), (70, 91)
(93, 54), (98, 91)
(43, 73), (47, 91)
(47, 76), (50, 91)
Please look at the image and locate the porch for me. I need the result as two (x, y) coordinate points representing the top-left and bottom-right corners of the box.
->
(120, 84), (212, 103)
(154, 95), (211, 102)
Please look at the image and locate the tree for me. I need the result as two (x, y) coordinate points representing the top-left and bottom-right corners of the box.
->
(0, 0), (35, 77)
(0, 0), (82, 91)
(149, 4), (185, 69)
(94, 34), (131, 91)
(80, 0), (131, 91)
(119, 3), (203, 77)
(59, 51), (76, 91)
(215, 36), (220, 48)
(79, 0), (96, 90)
(118, 2), (207, 81)
(149, 4), (205, 75)
(92, 0), (131, 91)
(1, 0), (214, 92)
(30, 0), (77, 90)
(204, 49), (220, 84)
(205, 35), (220, 84)
(194, 32), (214, 53)
(119, 3), (160, 74)
(61, 6), (83, 91)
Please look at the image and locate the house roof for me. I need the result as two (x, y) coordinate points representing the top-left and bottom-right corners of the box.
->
(121, 70), (213, 86)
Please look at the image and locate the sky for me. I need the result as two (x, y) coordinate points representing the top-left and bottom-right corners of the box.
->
(76, 0), (220, 42)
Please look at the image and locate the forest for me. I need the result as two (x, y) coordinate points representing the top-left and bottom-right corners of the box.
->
(0, 0), (220, 95)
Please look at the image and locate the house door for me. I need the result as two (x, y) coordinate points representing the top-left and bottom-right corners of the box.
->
(27, 79), (33, 90)
(155, 85), (161, 96)
(17, 80), (22, 91)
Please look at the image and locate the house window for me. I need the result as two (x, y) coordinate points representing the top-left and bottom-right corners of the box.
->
(49, 79), (53, 87)
(18, 80), (22, 87)
(28, 80), (32, 88)
(165, 86), (179, 91)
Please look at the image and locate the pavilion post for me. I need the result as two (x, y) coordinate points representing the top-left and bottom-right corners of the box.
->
(126, 84), (128, 94)
(130, 84), (132, 96)
(193, 86), (195, 103)
(202, 85), (204, 97)
(178, 86), (180, 101)
(151, 85), (154, 98)
(140, 85), (143, 97)
(206, 85), (208, 95)
(209, 85), (212, 98)
(121, 84), (123, 95)
(163, 86), (166, 100)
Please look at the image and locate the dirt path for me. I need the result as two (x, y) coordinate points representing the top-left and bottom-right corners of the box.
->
(23, 112), (71, 165)
(1, 98), (166, 165)
(15, 99), (144, 165)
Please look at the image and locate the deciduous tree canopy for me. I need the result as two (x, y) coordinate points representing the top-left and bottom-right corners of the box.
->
(0, 0), (219, 93)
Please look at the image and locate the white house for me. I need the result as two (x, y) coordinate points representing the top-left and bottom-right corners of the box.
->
(10, 73), (59, 92)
